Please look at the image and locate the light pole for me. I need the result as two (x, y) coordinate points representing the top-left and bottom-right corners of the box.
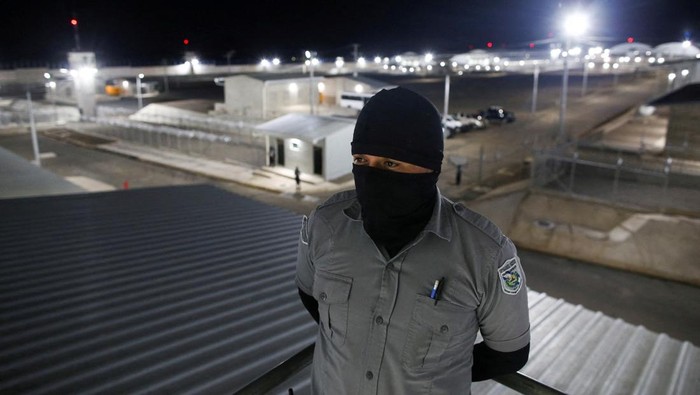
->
(581, 60), (590, 96)
(443, 73), (450, 121)
(136, 73), (144, 110)
(558, 38), (571, 145)
(557, 10), (589, 146)
(305, 50), (318, 115)
(531, 62), (540, 113)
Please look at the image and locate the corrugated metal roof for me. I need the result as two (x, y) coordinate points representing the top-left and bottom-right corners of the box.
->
(255, 113), (355, 144)
(0, 184), (316, 394)
(271, 289), (700, 395)
(2, 184), (699, 395)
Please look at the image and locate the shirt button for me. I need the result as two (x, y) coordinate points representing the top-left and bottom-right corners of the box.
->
(440, 325), (449, 334)
(365, 371), (374, 380)
(319, 292), (327, 301)
(375, 316), (384, 325)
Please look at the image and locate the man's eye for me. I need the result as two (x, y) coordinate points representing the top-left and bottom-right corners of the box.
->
(353, 157), (366, 164)
(384, 161), (398, 168)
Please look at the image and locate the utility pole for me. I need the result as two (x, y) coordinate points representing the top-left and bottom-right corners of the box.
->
(352, 43), (359, 77)
(26, 91), (41, 166)
(443, 73), (450, 120)
(531, 63), (539, 113)
(558, 38), (571, 146)
(306, 51), (317, 115)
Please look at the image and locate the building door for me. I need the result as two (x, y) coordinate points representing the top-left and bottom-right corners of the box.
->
(276, 139), (285, 166)
(313, 146), (323, 176)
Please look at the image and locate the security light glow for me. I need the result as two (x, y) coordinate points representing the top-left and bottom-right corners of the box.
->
(563, 12), (589, 37)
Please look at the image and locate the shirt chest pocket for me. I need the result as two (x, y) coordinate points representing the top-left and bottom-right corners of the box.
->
(313, 271), (353, 346)
(401, 295), (476, 372)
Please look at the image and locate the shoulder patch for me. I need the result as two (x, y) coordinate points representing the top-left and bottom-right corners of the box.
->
(498, 257), (523, 295)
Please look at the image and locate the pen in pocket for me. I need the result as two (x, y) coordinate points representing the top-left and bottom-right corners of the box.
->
(430, 277), (445, 305)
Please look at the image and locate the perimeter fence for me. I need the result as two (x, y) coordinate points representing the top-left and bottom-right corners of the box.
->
(531, 142), (700, 214)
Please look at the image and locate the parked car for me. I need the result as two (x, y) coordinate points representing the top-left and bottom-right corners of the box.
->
(455, 113), (486, 131)
(477, 105), (516, 123)
(441, 115), (462, 137)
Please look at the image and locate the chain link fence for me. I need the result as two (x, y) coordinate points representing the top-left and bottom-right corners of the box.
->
(0, 99), (81, 127)
(532, 143), (700, 214)
(90, 107), (267, 167)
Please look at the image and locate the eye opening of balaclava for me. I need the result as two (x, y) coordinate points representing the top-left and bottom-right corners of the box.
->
(351, 86), (444, 257)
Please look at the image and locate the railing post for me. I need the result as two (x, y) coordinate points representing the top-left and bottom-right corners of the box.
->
(494, 372), (568, 395)
(661, 156), (672, 213)
(478, 145), (485, 184)
(613, 155), (623, 197)
(568, 151), (578, 194)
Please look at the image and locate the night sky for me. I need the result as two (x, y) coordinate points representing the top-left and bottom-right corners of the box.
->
(2, 0), (699, 67)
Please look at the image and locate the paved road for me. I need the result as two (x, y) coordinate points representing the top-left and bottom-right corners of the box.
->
(2, 131), (699, 346)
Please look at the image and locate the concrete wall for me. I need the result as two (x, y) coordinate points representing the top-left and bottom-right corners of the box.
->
(324, 125), (354, 180)
(282, 137), (315, 175)
(225, 76), (263, 118)
(467, 188), (700, 287)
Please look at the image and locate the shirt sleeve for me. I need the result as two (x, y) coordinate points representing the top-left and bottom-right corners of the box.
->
(295, 214), (315, 295)
(476, 237), (530, 353)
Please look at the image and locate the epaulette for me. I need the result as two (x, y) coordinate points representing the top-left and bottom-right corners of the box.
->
(452, 201), (505, 245)
(315, 189), (356, 211)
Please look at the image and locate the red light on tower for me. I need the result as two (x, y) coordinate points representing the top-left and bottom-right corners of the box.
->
(627, 36), (634, 43)
(70, 18), (78, 26)
(529, 42), (535, 49)
(486, 41), (493, 48)
(183, 38), (190, 46)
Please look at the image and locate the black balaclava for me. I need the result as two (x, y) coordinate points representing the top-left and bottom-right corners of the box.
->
(351, 86), (444, 257)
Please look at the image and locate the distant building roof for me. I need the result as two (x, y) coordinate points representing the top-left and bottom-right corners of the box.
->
(255, 113), (356, 143)
(648, 83), (700, 106)
(653, 42), (700, 58)
(324, 74), (395, 91)
(227, 73), (318, 82)
(608, 42), (653, 56)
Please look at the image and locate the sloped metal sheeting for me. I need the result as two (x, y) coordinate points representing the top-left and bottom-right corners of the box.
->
(2, 184), (700, 395)
(473, 290), (700, 395)
(273, 289), (700, 395)
(0, 184), (316, 394)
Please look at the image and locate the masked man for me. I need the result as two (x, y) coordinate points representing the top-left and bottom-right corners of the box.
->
(296, 86), (530, 394)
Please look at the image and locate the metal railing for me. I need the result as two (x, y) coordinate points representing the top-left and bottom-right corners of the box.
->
(233, 343), (567, 395)
(531, 146), (700, 214)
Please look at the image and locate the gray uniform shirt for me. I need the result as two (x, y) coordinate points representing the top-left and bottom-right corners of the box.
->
(295, 189), (530, 395)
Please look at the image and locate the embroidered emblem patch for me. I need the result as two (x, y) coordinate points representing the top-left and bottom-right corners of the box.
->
(498, 257), (523, 295)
